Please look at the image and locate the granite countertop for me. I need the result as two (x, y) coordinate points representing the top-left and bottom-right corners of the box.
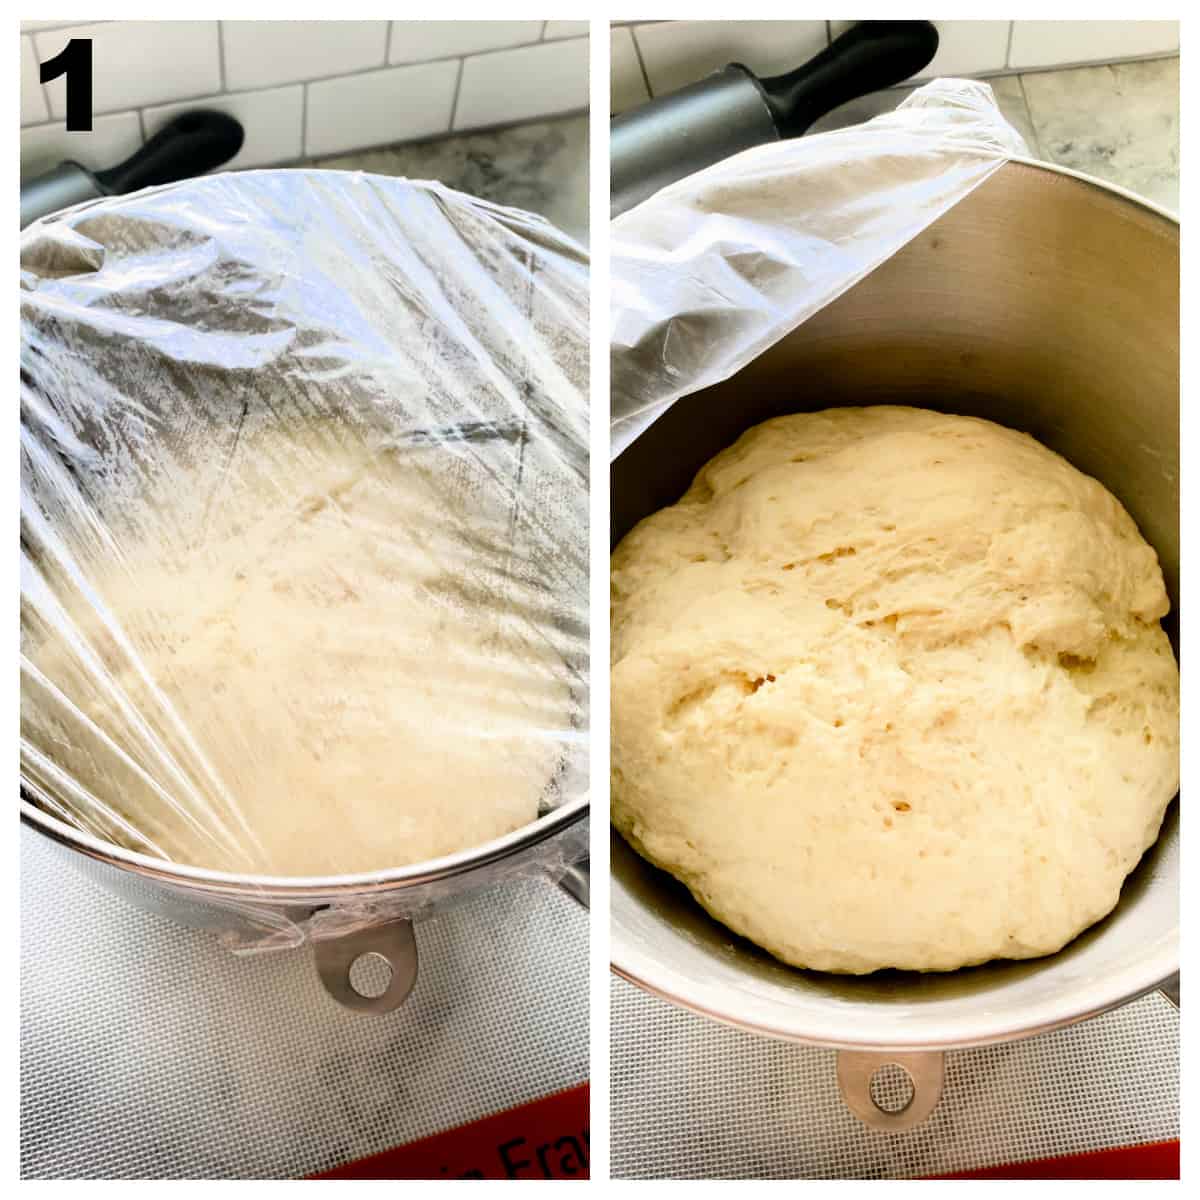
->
(309, 113), (589, 246)
(813, 57), (1179, 213)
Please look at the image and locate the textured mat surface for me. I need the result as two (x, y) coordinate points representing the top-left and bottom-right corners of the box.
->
(611, 974), (1178, 1179)
(21, 827), (588, 1179)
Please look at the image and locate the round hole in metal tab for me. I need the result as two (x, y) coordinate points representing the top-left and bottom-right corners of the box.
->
(869, 1063), (915, 1115)
(348, 951), (394, 1000)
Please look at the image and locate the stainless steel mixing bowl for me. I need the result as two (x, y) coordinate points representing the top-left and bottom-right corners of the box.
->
(23, 794), (588, 1014)
(610, 159), (1179, 1129)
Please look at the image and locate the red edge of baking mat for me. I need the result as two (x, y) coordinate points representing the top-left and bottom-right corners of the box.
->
(928, 1139), (1179, 1180)
(309, 1084), (589, 1180)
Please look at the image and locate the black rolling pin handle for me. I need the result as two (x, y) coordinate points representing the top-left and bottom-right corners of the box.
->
(92, 110), (245, 195)
(754, 20), (939, 139)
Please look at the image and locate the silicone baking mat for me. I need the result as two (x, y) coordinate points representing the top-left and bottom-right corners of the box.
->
(20, 826), (588, 1180)
(610, 975), (1178, 1179)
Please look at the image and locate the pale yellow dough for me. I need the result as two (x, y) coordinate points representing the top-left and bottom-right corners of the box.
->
(26, 431), (570, 876)
(611, 407), (1179, 973)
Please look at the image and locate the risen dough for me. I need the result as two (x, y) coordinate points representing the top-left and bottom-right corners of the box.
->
(611, 407), (1179, 973)
(26, 431), (571, 876)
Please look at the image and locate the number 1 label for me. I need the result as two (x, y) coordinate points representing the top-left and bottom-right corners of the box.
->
(40, 38), (93, 132)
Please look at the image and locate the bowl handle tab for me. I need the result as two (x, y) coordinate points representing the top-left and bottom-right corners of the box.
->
(836, 1049), (945, 1132)
(557, 859), (590, 908)
(313, 917), (419, 1014)
(1159, 972), (1179, 1008)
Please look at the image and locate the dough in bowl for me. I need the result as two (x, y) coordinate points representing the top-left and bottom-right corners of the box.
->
(611, 407), (1179, 973)
(23, 429), (573, 877)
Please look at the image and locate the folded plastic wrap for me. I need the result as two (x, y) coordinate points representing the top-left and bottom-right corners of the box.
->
(610, 79), (1029, 456)
(20, 170), (589, 942)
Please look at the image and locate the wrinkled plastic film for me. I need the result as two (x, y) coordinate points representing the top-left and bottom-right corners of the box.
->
(220, 817), (590, 955)
(57, 812), (591, 956)
(610, 79), (1029, 457)
(21, 171), (589, 943)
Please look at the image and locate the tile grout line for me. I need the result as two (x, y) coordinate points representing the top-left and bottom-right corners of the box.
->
(438, 103), (587, 144)
(380, 32), (562, 72)
(71, 85), (231, 125)
(999, 51), (1176, 78)
(1005, 19), (1015, 70)
(203, 32), (584, 99)
(875, 51), (1178, 92)
(309, 107), (585, 166)
(447, 57), (465, 134)
(146, 59), (459, 111)
(301, 80), (310, 158)
(27, 64), (447, 135)
(217, 21), (227, 91)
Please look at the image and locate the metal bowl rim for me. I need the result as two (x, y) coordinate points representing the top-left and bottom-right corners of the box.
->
(21, 793), (588, 899)
(609, 960), (1180, 1053)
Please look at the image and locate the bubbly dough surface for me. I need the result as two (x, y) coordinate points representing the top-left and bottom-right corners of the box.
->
(27, 431), (571, 876)
(611, 407), (1179, 973)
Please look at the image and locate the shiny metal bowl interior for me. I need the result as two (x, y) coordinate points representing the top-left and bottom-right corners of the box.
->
(610, 160), (1179, 1050)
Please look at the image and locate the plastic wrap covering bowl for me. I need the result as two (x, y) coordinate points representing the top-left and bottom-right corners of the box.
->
(21, 170), (589, 1013)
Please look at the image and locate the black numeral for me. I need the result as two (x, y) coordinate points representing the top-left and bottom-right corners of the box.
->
(40, 38), (93, 132)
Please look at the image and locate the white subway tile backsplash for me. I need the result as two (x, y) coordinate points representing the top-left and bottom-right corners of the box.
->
(305, 59), (459, 158)
(143, 85), (304, 170)
(16, 18), (1183, 174)
(221, 21), (387, 92)
(830, 20), (1010, 81)
(611, 26), (649, 115)
(35, 22), (220, 118)
(633, 21), (828, 97)
(1009, 21), (1179, 70)
(544, 21), (589, 41)
(929, 20), (1012, 77)
(20, 110), (143, 181)
(21, 36), (49, 126)
(388, 21), (543, 66)
(454, 36), (588, 132)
